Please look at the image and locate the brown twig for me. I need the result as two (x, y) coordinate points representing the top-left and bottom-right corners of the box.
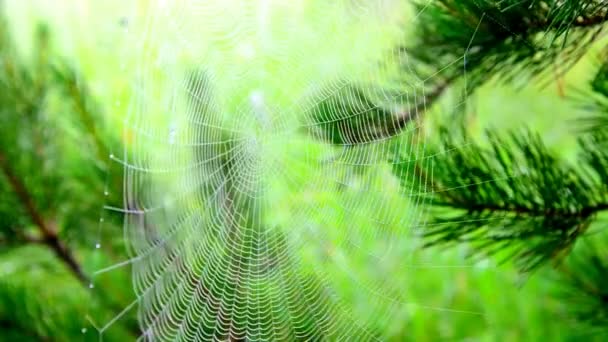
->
(434, 199), (608, 219)
(365, 74), (457, 143)
(0, 151), (90, 285)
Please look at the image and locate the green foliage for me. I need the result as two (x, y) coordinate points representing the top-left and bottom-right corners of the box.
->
(1, 0), (608, 339)
(304, 80), (448, 146)
(577, 48), (608, 134)
(393, 122), (608, 272)
(0, 16), (122, 248)
(0, 246), (132, 341)
(385, 0), (608, 333)
(552, 232), (608, 331)
(306, 84), (403, 145)
(408, 0), (608, 89)
(308, 0), (608, 146)
(0, 8), (135, 340)
(591, 49), (608, 96)
(0, 22), (56, 244)
(390, 44), (608, 329)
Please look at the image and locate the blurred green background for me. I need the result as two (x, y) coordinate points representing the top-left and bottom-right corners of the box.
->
(0, 0), (606, 341)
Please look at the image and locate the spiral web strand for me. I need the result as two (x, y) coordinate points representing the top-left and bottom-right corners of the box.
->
(96, 0), (484, 340)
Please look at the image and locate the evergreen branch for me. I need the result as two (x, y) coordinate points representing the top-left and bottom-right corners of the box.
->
(408, 0), (608, 90)
(0, 151), (90, 285)
(307, 76), (453, 145)
(10, 227), (42, 244)
(374, 75), (456, 141)
(0, 318), (48, 341)
(309, 1), (608, 146)
(393, 124), (608, 271)
(553, 233), (608, 329)
(439, 199), (608, 220)
(52, 63), (109, 164)
(575, 46), (608, 134)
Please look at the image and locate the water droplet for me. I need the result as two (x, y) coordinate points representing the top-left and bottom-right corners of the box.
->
(95, 243), (101, 249)
(237, 42), (256, 59)
(81, 328), (87, 334)
(118, 17), (129, 28)
(89, 283), (94, 289)
(168, 122), (177, 145)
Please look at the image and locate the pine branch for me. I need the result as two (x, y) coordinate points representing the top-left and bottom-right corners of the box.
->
(575, 47), (608, 134)
(393, 123), (608, 271)
(52, 63), (109, 164)
(0, 318), (48, 341)
(310, 0), (608, 146)
(306, 76), (453, 145)
(553, 233), (608, 330)
(0, 151), (90, 285)
(408, 0), (608, 90)
(375, 75), (456, 141)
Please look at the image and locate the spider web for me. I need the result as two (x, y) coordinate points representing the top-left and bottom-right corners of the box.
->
(92, 0), (482, 340)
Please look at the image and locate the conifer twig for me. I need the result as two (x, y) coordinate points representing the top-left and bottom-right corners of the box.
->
(0, 151), (90, 285)
(378, 73), (457, 140)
